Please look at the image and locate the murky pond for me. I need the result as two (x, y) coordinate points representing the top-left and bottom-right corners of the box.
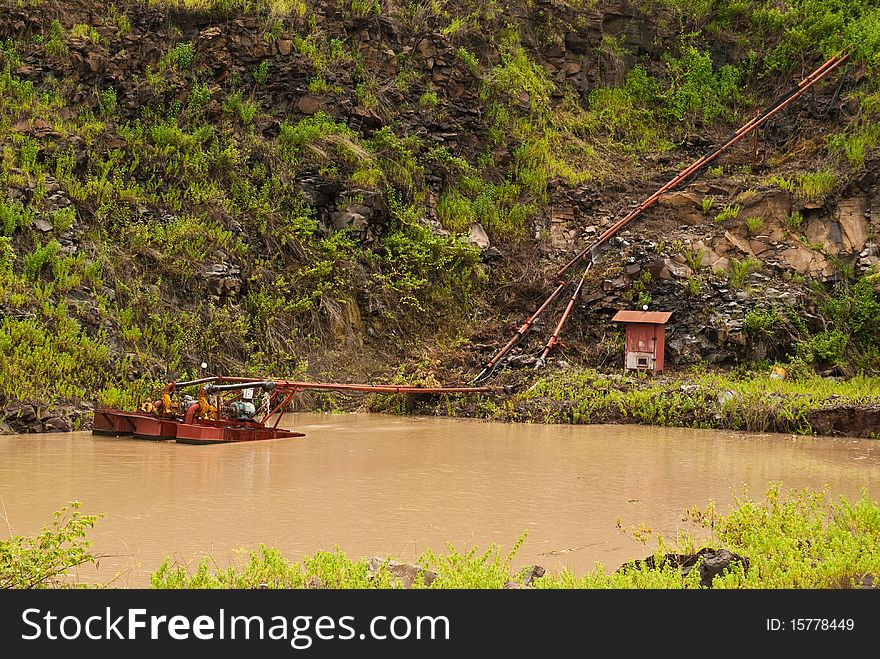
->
(1, 413), (878, 586)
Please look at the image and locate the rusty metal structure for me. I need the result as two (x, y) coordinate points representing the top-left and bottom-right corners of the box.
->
(93, 377), (499, 444)
(471, 52), (850, 383)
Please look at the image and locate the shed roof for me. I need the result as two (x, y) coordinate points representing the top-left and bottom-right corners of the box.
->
(611, 310), (672, 324)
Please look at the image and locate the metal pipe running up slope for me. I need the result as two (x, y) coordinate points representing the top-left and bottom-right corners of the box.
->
(216, 376), (501, 395)
(555, 52), (849, 279)
(533, 262), (591, 369)
(470, 52), (849, 382)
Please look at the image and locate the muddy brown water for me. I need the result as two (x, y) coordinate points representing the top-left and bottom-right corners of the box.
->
(1, 413), (879, 587)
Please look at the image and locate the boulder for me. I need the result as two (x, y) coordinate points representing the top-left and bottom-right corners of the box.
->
(657, 191), (700, 209)
(619, 548), (749, 587)
(663, 258), (693, 279)
(368, 558), (438, 588)
(502, 564), (547, 589)
(466, 223), (491, 250)
(722, 231), (755, 257)
(710, 256), (731, 274)
(42, 416), (72, 432)
(749, 239), (771, 256)
(692, 242), (723, 270)
(836, 196), (870, 254)
(738, 189), (791, 234)
(657, 191), (704, 225)
(297, 95), (325, 115)
(330, 210), (369, 233)
(203, 263), (242, 298)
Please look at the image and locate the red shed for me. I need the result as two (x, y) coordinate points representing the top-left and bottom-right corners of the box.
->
(611, 310), (672, 372)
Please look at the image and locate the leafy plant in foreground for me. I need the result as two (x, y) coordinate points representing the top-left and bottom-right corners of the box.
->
(0, 502), (102, 589)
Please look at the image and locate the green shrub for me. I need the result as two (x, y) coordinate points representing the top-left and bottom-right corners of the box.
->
(44, 20), (68, 58)
(372, 194), (483, 313)
(484, 29), (555, 119)
(662, 46), (742, 124)
(743, 307), (780, 337)
(278, 112), (354, 160)
(714, 203), (742, 223)
(456, 47), (479, 75)
(188, 82), (212, 109)
(70, 24), (100, 43)
(350, 0), (379, 18)
(745, 216), (764, 235)
(796, 170), (837, 200)
(22, 239), (62, 281)
(828, 121), (880, 169)
(253, 60), (270, 84)
(0, 502), (101, 589)
(419, 89), (439, 109)
(729, 255), (759, 288)
(586, 66), (663, 148)
(784, 210), (804, 231)
(684, 247), (703, 272)
(436, 190), (475, 233)
(0, 313), (113, 402)
(801, 329), (849, 365)
(222, 91), (258, 124)
(97, 87), (117, 116)
(0, 197), (34, 236)
(692, 483), (880, 588)
(811, 274), (880, 367)
(170, 42), (195, 70)
(0, 236), (14, 272)
(51, 206), (76, 233)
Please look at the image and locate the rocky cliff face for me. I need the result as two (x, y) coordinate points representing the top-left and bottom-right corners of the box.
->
(0, 0), (877, 431)
(561, 167), (880, 369)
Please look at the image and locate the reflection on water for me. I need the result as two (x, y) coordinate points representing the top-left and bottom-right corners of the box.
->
(1, 413), (878, 586)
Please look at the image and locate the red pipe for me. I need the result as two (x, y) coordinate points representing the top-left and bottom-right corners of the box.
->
(555, 52), (848, 279)
(472, 52), (849, 378)
(534, 265), (590, 368)
(470, 279), (569, 382)
(277, 382), (495, 394)
(221, 377), (497, 395)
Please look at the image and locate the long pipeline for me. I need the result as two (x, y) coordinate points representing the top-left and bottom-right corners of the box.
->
(205, 381), (277, 394)
(533, 264), (591, 369)
(469, 52), (848, 381)
(217, 377), (499, 395)
(172, 376), (219, 388)
(555, 52), (849, 279)
(470, 278), (569, 383)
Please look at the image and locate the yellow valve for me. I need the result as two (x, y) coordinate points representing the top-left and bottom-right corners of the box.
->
(197, 394), (218, 419)
(160, 392), (173, 414)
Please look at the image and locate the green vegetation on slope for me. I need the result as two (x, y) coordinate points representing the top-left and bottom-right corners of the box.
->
(0, 0), (878, 420)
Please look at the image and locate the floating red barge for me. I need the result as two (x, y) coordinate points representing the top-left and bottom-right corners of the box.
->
(92, 408), (304, 444)
(92, 378), (305, 444)
(92, 376), (495, 445)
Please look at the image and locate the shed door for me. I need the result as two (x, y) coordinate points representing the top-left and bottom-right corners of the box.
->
(625, 324), (656, 353)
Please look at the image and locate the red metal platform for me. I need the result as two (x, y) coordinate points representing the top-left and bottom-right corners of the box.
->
(174, 418), (304, 444)
(92, 376), (496, 445)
